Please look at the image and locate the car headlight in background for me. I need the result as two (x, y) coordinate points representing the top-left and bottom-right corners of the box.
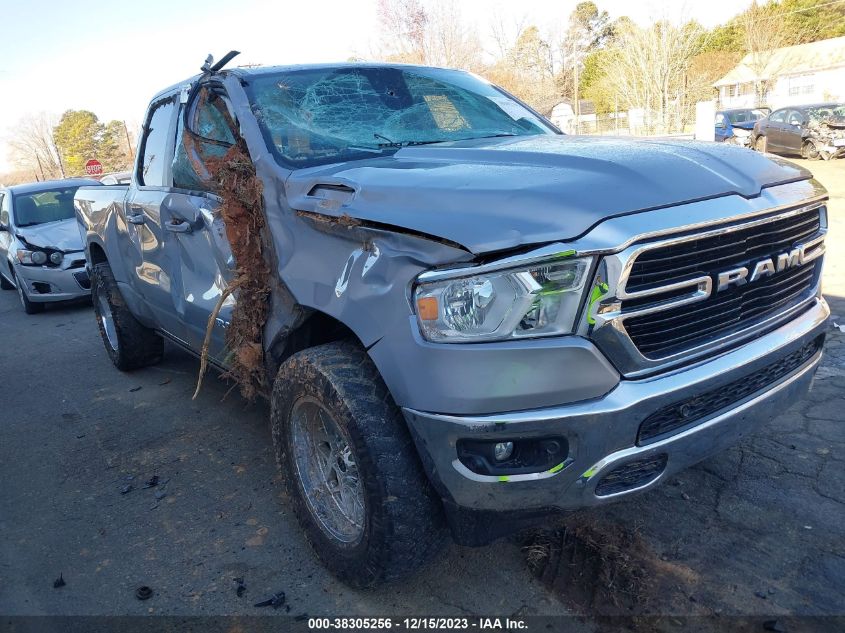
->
(414, 256), (592, 342)
(16, 249), (63, 266)
(17, 249), (48, 265)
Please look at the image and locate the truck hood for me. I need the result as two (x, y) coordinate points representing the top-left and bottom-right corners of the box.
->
(286, 134), (811, 254)
(16, 218), (83, 252)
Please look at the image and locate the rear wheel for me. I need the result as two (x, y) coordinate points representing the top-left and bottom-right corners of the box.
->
(271, 341), (445, 587)
(91, 262), (163, 370)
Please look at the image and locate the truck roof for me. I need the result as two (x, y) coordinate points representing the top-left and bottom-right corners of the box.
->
(148, 62), (472, 104)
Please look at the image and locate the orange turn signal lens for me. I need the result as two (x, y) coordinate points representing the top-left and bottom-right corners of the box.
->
(417, 296), (438, 321)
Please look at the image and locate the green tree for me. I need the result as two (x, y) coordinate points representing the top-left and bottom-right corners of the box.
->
(53, 110), (104, 176)
(100, 120), (132, 172)
(781, 0), (845, 41)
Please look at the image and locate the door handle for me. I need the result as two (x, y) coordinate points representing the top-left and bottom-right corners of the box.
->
(165, 219), (192, 233)
(127, 205), (145, 225)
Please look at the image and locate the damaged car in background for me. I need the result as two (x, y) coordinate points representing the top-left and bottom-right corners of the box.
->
(715, 107), (769, 146)
(0, 179), (100, 313)
(75, 54), (830, 588)
(752, 102), (845, 159)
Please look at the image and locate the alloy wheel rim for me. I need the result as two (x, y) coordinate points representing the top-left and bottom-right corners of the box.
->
(290, 397), (365, 545)
(97, 294), (119, 352)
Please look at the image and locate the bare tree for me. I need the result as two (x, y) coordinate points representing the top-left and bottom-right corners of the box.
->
(6, 113), (63, 180)
(740, 1), (803, 104)
(602, 20), (705, 133)
(375, 0), (483, 70)
(376, 0), (429, 63)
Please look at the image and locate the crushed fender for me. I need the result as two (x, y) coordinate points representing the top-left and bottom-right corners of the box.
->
(194, 141), (271, 401)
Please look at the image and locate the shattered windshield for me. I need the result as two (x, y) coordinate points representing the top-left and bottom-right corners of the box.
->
(244, 66), (555, 168)
(807, 105), (845, 121)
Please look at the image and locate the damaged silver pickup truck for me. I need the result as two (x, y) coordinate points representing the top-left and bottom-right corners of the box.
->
(75, 55), (829, 587)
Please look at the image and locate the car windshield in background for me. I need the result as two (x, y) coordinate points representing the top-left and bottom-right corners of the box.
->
(245, 66), (555, 168)
(13, 187), (78, 227)
(807, 105), (845, 121)
(727, 109), (768, 123)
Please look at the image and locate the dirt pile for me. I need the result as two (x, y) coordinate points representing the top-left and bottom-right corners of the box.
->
(523, 515), (700, 622)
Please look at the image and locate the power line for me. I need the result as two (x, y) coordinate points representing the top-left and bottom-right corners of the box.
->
(744, 0), (845, 22)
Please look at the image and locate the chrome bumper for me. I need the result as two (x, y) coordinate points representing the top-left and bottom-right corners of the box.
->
(403, 298), (829, 511)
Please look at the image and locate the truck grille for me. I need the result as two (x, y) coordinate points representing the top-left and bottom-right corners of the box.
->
(637, 336), (823, 444)
(622, 208), (821, 359)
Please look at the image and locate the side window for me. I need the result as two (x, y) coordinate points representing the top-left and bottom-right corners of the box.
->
(770, 110), (786, 123)
(787, 110), (805, 126)
(0, 194), (8, 226)
(172, 87), (237, 192)
(139, 98), (176, 187)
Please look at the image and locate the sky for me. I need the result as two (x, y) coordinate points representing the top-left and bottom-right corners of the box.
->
(0, 0), (756, 173)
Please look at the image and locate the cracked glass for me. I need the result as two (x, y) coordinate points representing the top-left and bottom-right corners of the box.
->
(244, 66), (555, 168)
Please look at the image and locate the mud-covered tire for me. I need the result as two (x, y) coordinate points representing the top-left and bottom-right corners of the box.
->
(91, 262), (163, 371)
(271, 341), (445, 587)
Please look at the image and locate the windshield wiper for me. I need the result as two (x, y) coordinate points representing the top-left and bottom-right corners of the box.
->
(374, 133), (448, 148)
(374, 133), (401, 148)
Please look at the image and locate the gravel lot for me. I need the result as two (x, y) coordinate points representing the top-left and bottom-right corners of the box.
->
(0, 157), (842, 629)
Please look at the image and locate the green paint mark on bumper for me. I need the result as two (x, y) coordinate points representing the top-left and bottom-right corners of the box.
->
(557, 249), (577, 258)
(498, 475), (510, 482)
(548, 462), (565, 474)
(587, 281), (610, 326)
(581, 467), (597, 479)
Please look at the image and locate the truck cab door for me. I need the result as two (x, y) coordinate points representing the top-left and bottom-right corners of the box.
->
(164, 84), (240, 366)
(124, 95), (188, 340)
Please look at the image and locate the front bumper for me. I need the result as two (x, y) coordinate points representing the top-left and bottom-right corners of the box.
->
(14, 260), (90, 303)
(403, 297), (828, 512)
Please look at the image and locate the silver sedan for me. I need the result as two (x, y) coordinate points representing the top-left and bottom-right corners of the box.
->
(0, 178), (101, 313)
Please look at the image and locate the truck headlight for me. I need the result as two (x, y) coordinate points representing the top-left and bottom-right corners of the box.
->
(414, 257), (592, 342)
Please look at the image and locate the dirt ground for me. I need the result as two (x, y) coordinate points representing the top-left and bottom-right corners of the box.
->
(0, 158), (842, 631)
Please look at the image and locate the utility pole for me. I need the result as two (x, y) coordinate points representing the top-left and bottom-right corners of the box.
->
(52, 139), (66, 179)
(123, 121), (134, 156)
(35, 153), (45, 181)
(574, 61), (580, 134)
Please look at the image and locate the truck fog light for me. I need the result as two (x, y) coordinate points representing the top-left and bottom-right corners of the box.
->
(494, 441), (514, 461)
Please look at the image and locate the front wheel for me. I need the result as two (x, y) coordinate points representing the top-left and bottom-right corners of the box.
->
(0, 268), (13, 290)
(271, 341), (445, 587)
(802, 140), (821, 160)
(13, 271), (44, 314)
(91, 262), (163, 371)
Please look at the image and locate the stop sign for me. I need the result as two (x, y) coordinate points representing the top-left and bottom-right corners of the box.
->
(84, 159), (103, 176)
